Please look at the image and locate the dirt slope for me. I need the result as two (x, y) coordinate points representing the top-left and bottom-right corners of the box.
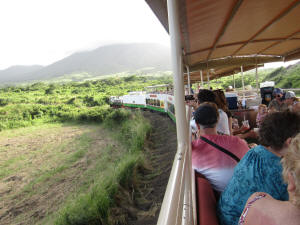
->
(125, 111), (177, 225)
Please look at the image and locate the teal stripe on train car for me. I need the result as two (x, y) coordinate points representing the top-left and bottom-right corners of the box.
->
(146, 105), (165, 112)
(167, 111), (176, 122)
(123, 103), (146, 108)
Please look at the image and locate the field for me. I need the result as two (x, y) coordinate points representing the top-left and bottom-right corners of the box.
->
(0, 123), (117, 224)
(0, 76), (173, 225)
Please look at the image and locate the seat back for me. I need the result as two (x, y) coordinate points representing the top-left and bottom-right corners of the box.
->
(195, 172), (219, 225)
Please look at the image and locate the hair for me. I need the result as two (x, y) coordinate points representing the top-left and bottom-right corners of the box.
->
(282, 133), (300, 208)
(194, 102), (219, 129)
(213, 89), (229, 112)
(259, 111), (300, 150)
(258, 104), (267, 110)
(197, 89), (216, 104)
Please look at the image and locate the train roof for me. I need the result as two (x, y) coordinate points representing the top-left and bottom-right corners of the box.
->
(145, 84), (171, 89)
(145, 0), (300, 81)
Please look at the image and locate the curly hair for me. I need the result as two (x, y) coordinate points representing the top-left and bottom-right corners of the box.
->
(259, 111), (300, 150)
(197, 89), (216, 104)
(281, 133), (300, 208)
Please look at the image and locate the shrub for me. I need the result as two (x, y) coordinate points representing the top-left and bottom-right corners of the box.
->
(0, 98), (9, 106)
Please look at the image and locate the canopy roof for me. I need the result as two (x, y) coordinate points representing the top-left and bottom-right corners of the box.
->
(145, 0), (300, 81)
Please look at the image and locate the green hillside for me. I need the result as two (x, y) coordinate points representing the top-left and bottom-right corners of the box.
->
(207, 62), (300, 90)
(263, 63), (300, 88)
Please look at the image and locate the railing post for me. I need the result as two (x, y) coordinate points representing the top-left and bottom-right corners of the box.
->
(156, 0), (191, 224)
(166, 0), (188, 158)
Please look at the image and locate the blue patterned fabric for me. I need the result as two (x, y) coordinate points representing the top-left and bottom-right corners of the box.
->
(217, 145), (288, 225)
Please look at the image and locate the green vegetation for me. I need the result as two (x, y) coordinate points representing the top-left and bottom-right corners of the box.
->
(206, 68), (274, 90)
(199, 62), (300, 91)
(0, 75), (169, 225)
(54, 111), (151, 225)
(0, 75), (172, 131)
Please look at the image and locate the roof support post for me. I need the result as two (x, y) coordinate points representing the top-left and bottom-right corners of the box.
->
(255, 64), (259, 93)
(233, 74), (235, 89)
(157, 0), (192, 225)
(200, 70), (204, 87)
(241, 65), (245, 99)
(186, 66), (191, 94)
(207, 70), (210, 88)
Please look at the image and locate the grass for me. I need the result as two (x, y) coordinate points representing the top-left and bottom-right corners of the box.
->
(52, 110), (151, 225)
(22, 130), (93, 196)
(0, 109), (151, 225)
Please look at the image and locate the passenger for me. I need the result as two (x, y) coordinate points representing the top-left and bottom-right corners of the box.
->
(214, 89), (233, 135)
(284, 91), (298, 111)
(293, 101), (300, 113)
(268, 104), (278, 114)
(268, 88), (288, 111)
(217, 111), (300, 225)
(237, 133), (300, 225)
(192, 103), (249, 193)
(197, 89), (230, 135)
(256, 104), (268, 127)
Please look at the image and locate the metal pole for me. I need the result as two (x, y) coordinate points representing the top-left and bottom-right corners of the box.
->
(157, 0), (190, 224)
(233, 74), (235, 89)
(186, 66), (191, 95)
(255, 64), (259, 93)
(200, 70), (204, 87)
(241, 65), (245, 98)
(207, 70), (210, 89)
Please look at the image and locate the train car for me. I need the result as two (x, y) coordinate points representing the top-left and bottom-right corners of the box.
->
(110, 85), (177, 118)
(122, 91), (146, 108)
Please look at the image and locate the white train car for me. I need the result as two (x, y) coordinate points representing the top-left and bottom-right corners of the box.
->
(111, 91), (176, 121)
(122, 91), (146, 108)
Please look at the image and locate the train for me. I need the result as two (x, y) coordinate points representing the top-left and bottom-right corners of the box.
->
(110, 90), (176, 122)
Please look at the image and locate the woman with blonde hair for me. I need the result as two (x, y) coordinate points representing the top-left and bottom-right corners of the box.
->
(238, 133), (300, 225)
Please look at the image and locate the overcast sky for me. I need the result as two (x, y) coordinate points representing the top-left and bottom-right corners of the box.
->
(0, 0), (299, 70)
(0, 0), (170, 70)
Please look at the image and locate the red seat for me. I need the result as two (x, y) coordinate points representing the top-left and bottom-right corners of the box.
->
(195, 172), (219, 225)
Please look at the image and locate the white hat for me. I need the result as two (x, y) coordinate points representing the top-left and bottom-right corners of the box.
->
(285, 91), (296, 99)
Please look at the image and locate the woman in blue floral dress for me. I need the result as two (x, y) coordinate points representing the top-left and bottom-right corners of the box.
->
(217, 111), (300, 225)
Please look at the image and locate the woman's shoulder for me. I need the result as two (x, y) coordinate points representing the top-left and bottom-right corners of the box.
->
(241, 145), (282, 168)
(239, 192), (275, 225)
(246, 192), (273, 204)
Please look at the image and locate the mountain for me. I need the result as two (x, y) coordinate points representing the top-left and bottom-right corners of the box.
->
(0, 43), (171, 84)
(0, 65), (44, 83)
